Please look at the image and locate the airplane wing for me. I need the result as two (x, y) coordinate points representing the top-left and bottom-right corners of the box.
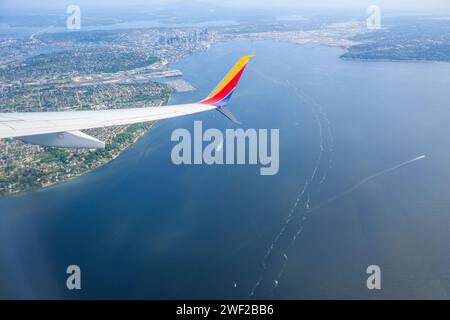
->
(0, 104), (216, 148)
(0, 55), (254, 148)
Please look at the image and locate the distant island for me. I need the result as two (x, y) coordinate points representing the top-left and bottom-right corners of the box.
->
(341, 17), (450, 62)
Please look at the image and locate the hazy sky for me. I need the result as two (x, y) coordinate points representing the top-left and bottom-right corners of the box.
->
(2, 0), (450, 13)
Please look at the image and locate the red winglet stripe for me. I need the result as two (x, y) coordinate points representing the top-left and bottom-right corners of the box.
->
(201, 65), (247, 105)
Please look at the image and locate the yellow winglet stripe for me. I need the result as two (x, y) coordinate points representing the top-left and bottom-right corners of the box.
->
(206, 55), (255, 99)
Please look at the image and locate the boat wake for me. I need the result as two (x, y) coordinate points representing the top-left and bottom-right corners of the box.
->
(248, 68), (425, 299)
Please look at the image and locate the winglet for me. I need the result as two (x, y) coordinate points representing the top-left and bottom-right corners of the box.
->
(217, 106), (242, 124)
(200, 55), (254, 108)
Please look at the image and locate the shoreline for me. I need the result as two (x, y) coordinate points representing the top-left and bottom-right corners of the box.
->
(1, 121), (160, 199)
(0, 98), (169, 197)
(0, 31), (213, 197)
(0, 122), (159, 198)
(340, 55), (450, 64)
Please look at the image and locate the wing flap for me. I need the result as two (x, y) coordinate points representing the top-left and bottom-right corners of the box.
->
(19, 131), (105, 149)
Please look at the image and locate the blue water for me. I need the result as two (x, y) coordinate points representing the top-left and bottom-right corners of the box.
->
(1, 40), (450, 299)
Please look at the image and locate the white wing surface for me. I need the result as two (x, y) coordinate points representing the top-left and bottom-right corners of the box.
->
(0, 103), (215, 139)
